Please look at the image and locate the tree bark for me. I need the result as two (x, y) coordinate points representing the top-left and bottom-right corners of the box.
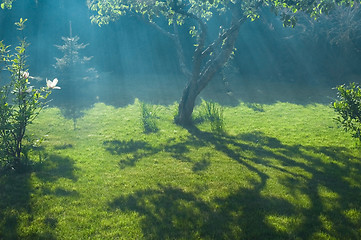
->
(175, 78), (200, 125)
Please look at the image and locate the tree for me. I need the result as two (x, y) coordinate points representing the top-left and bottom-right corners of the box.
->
(88, 0), (359, 126)
(54, 21), (97, 85)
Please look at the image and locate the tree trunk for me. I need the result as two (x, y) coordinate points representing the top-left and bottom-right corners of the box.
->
(175, 78), (201, 125)
(171, 1), (246, 126)
(175, 20), (242, 126)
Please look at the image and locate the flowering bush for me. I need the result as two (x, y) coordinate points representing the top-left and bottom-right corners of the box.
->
(0, 19), (59, 171)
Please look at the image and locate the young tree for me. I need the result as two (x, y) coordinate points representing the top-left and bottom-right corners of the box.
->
(54, 22), (97, 85)
(0, 18), (55, 171)
(88, 0), (358, 126)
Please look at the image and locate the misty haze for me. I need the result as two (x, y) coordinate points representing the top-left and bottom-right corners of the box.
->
(1, 0), (361, 239)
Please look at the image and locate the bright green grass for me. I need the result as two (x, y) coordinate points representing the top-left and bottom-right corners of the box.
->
(1, 100), (361, 239)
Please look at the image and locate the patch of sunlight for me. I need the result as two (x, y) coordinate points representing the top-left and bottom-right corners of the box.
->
(261, 178), (312, 210)
(229, 224), (243, 237)
(343, 167), (361, 188)
(265, 214), (303, 234)
(319, 214), (334, 232)
(311, 230), (337, 240)
(318, 185), (340, 210)
(288, 189), (312, 209)
(343, 208), (361, 225)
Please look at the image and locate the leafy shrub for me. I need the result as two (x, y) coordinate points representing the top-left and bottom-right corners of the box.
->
(0, 19), (52, 171)
(198, 99), (225, 134)
(333, 82), (361, 142)
(139, 101), (158, 133)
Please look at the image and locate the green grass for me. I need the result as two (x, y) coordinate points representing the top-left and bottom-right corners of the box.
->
(1, 100), (361, 239)
(195, 99), (225, 134)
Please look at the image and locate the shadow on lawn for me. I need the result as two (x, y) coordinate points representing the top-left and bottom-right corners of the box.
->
(0, 153), (78, 239)
(108, 128), (361, 239)
(103, 137), (208, 170)
(103, 140), (157, 169)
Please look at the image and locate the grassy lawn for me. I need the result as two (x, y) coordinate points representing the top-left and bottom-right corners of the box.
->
(1, 100), (360, 239)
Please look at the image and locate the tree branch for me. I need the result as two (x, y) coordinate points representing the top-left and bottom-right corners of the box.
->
(134, 14), (192, 77)
(173, 23), (192, 78)
(200, 15), (246, 74)
(171, 7), (208, 79)
(147, 20), (175, 39)
(197, 2), (245, 90)
(202, 0), (263, 57)
(202, 15), (247, 57)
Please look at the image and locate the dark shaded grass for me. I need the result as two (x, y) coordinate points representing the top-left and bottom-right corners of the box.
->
(0, 154), (78, 240)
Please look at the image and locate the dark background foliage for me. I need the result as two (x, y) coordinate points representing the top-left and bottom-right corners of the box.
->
(1, 0), (361, 107)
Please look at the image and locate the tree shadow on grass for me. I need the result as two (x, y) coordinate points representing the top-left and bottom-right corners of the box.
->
(189, 127), (361, 239)
(108, 127), (361, 239)
(103, 140), (157, 168)
(192, 157), (211, 172)
(103, 137), (208, 170)
(35, 154), (78, 182)
(0, 153), (78, 239)
(109, 183), (296, 239)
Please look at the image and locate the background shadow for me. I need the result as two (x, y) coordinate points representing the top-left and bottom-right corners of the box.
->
(0, 153), (78, 239)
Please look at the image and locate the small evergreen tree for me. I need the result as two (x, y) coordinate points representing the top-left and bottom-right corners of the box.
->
(54, 22), (98, 86)
(54, 22), (98, 129)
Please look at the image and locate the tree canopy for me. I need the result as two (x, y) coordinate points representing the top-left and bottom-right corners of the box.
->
(3, 0), (360, 126)
(87, 0), (361, 125)
(1, 0), (15, 9)
(87, 0), (359, 28)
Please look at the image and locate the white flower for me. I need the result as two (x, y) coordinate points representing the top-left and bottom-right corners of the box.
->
(46, 78), (61, 89)
(21, 71), (29, 79)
